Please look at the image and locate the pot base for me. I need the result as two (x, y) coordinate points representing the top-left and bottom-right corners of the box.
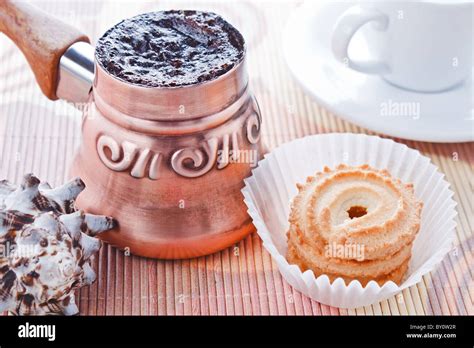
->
(98, 219), (255, 259)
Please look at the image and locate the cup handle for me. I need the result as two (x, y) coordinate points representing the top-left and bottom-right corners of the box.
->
(332, 5), (390, 74)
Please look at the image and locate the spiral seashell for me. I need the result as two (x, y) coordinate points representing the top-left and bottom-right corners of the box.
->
(0, 174), (116, 315)
(286, 164), (423, 286)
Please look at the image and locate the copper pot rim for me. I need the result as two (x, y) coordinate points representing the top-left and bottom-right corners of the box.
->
(94, 46), (247, 91)
(93, 56), (249, 122)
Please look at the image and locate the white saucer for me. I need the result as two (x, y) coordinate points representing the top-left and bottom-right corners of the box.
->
(283, 1), (473, 143)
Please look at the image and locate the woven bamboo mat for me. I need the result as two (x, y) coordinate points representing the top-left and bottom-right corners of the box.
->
(0, 0), (472, 315)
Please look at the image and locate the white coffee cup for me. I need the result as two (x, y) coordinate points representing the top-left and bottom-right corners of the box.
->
(332, 0), (473, 92)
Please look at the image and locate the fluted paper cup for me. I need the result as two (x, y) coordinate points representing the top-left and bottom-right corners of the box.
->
(242, 133), (457, 308)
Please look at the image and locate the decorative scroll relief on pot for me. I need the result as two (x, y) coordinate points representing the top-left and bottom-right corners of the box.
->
(96, 111), (261, 179)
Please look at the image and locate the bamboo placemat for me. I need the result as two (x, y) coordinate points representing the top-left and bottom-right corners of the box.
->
(0, 0), (472, 315)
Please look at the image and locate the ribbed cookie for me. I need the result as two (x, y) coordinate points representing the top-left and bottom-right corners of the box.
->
(286, 164), (422, 286)
(288, 244), (410, 286)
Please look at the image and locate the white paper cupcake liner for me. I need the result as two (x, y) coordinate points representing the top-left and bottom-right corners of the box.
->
(242, 133), (457, 308)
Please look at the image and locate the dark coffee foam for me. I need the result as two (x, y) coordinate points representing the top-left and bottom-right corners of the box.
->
(95, 10), (245, 87)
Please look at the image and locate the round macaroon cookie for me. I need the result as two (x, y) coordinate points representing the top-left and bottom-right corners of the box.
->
(286, 164), (423, 286)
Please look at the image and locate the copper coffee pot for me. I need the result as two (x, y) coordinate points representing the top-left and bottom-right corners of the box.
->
(0, 1), (263, 258)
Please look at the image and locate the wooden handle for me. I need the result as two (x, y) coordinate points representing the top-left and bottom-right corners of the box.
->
(0, 0), (90, 100)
